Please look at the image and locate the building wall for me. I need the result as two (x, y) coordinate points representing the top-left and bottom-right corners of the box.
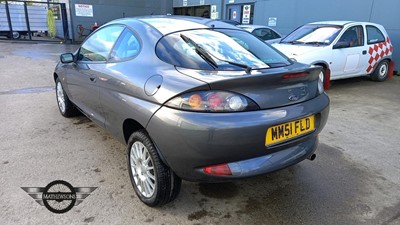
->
(173, 0), (223, 19)
(68, 0), (171, 41)
(369, 0), (399, 72)
(247, 0), (374, 34)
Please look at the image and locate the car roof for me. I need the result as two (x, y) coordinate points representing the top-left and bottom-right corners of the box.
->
(309, 21), (354, 26)
(308, 21), (381, 26)
(111, 15), (238, 35)
(237, 24), (274, 30)
(216, 19), (241, 25)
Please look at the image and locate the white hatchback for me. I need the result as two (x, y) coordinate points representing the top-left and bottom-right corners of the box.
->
(272, 21), (394, 88)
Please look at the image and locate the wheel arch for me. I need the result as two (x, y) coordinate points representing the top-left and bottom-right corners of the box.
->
(312, 61), (329, 70)
(371, 57), (393, 81)
(123, 119), (145, 144)
(123, 118), (171, 167)
(372, 57), (392, 72)
(312, 61), (331, 90)
(53, 72), (59, 83)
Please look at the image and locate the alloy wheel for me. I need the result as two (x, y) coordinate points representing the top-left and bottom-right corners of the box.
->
(130, 141), (156, 198)
(56, 82), (66, 113)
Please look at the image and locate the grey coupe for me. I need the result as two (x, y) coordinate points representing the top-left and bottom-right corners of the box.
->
(54, 16), (329, 206)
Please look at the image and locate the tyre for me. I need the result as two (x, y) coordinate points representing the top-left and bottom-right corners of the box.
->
(55, 78), (78, 117)
(7, 31), (20, 39)
(127, 130), (181, 207)
(317, 65), (330, 90)
(371, 60), (389, 82)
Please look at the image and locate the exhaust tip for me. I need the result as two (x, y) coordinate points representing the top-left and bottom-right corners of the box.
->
(308, 154), (316, 161)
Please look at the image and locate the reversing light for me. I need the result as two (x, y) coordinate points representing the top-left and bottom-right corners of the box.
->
(203, 164), (232, 176)
(228, 95), (246, 111)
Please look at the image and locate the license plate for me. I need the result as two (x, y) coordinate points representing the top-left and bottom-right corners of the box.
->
(266, 115), (315, 146)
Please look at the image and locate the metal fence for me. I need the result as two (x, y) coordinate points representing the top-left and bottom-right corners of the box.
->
(0, 0), (69, 42)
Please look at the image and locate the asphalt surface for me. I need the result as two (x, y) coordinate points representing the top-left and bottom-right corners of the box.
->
(0, 41), (399, 225)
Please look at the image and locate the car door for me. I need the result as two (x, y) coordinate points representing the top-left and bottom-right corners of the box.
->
(330, 25), (369, 78)
(96, 28), (143, 132)
(365, 25), (390, 74)
(66, 25), (124, 126)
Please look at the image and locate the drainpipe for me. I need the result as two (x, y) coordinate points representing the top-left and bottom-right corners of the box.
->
(368, 0), (375, 22)
(5, 0), (14, 39)
(23, 2), (32, 40)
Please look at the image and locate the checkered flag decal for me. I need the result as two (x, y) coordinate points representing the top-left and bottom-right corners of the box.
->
(366, 37), (393, 73)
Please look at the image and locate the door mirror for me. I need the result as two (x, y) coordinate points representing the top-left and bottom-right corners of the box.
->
(333, 41), (350, 49)
(60, 53), (74, 63)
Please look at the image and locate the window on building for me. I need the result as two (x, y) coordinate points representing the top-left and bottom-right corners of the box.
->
(173, 5), (211, 18)
(50, 5), (61, 20)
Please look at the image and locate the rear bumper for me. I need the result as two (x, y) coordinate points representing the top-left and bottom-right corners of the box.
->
(146, 93), (329, 182)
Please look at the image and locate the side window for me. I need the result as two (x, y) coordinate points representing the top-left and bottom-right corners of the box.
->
(366, 25), (385, 44)
(252, 28), (280, 41)
(269, 29), (280, 39)
(78, 25), (124, 62)
(338, 25), (364, 47)
(110, 29), (141, 60)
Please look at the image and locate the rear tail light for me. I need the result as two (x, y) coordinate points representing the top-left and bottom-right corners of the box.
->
(207, 93), (223, 109)
(203, 163), (232, 176)
(282, 72), (309, 79)
(165, 91), (259, 112)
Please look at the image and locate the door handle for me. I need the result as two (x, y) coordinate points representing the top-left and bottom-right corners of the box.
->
(362, 50), (367, 55)
(89, 77), (96, 82)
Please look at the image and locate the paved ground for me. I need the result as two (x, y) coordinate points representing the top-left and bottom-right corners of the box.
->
(0, 41), (399, 225)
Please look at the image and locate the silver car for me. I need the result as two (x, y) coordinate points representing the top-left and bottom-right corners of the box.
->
(238, 24), (282, 44)
(54, 16), (329, 206)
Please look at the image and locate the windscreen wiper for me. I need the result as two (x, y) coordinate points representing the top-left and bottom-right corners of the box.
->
(304, 41), (328, 46)
(180, 34), (252, 74)
(219, 59), (252, 74)
(180, 34), (218, 69)
(281, 40), (304, 44)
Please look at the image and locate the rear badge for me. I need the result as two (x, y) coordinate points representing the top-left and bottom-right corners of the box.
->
(288, 94), (299, 101)
(288, 87), (307, 101)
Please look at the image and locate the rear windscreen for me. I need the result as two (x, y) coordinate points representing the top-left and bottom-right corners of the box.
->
(156, 28), (291, 71)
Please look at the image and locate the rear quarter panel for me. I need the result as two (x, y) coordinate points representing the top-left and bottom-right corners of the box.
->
(97, 59), (208, 144)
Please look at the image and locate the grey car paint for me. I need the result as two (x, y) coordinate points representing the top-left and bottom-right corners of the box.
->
(54, 16), (329, 182)
(176, 63), (321, 109)
(147, 94), (329, 181)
